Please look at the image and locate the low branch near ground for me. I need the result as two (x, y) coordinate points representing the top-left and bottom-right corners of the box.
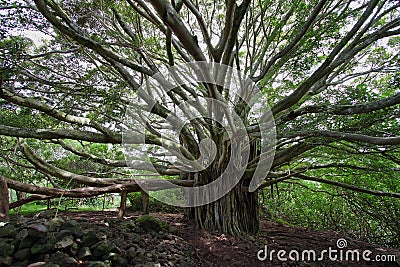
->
(20, 141), (193, 189)
(4, 176), (140, 197)
(9, 195), (54, 209)
(5, 175), (195, 209)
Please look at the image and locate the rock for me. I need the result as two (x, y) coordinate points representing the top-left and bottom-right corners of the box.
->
(48, 251), (68, 263)
(70, 242), (79, 255)
(224, 255), (232, 261)
(13, 248), (30, 261)
(0, 256), (12, 266)
(12, 259), (30, 267)
(26, 262), (47, 267)
(0, 240), (14, 256)
(82, 230), (102, 247)
(78, 246), (92, 260)
(55, 235), (74, 249)
(55, 229), (73, 240)
(63, 220), (79, 229)
(44, 217), (64, 231)
(82, 261), (111, 267)
(30, 241), (54, 254)
(27, 223), (48, 238)
(60, 256), (79, 267)
(136, 215), (167, 232)
(0, 223), (16, 237)
(168, 225), (178, 234)
(114, 255), (128, 266)
(103, 252), (128, 266)
(103, 252), (118, 261)
(92, 241), (116, 257)
(126, 247), (136, 258)
(135, 262), (161, 267)
(63, 220), (83, 237)
(16, 235), (34, 250)
(125, 221), (136, 231)
(36, 209), (56, 219)
(248, 235), (256, 242)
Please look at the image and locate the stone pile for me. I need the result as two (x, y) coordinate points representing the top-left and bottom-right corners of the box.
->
(0, 215), (199, 267)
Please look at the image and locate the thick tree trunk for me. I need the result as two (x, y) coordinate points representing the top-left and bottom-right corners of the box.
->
(0, 176), (10, 222)
(190, 184), (259, 235)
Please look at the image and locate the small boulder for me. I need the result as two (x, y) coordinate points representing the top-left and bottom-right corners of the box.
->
(44, 217), (64, 231)
(60, 256), (79, 267)
(82, 261), (111, 267)
(82, 230), (102, 247)
(13, 248), (30, 261)
(0, 240), (14, 257)
(78, 246), (93, 260)
(136, 215), (167, 232)
(0, 256), (13, 266)
(92, 241), (116, 257)
(27, 223), (48, 238)
(26, 262), (47, 267)
(0, 223), (16, 238)
(30, 241), (54, 255)
(55, 235), (74, 249)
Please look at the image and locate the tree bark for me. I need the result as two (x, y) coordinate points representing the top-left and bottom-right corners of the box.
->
(141, 189), (149, 215)
(191, 184), (259, 235)
(0, 176), (10, 222)
(117, 191), (127, 220)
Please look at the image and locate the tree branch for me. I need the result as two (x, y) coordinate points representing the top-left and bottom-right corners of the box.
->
(33, 0), (154, 75)
(285, 130), (400, 146)
(278, 93), (400, 123)
(0, 125), (120, 143)
(296, 173), (400, 198)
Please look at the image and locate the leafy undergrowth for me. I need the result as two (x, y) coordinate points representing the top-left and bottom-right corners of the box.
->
(1, 211), (399, 267)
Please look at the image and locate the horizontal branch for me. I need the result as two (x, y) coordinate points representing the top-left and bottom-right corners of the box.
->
(9, 195), (53, 209)
(5, 175), (194, 209)
(296, 173), (400, 198)
(53, 140), (181, 175)
(278, 93), (400, 123)
(286, 130), (400, 145)
(0, 89), (118, 141)
(0, 125), (120, 143)
(5, 175), (140, 198)
(20, 141), (192, 188)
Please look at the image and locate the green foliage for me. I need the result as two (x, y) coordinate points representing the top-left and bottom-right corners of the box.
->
(261, 183), (400, 248)
(10, 203), (47, 215)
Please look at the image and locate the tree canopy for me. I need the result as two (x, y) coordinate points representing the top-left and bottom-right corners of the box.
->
(0, 0), (399, 235)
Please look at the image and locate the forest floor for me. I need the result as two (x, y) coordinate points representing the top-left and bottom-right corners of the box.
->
(2, 210), (400, 267)
(62, 211), (399, 267)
